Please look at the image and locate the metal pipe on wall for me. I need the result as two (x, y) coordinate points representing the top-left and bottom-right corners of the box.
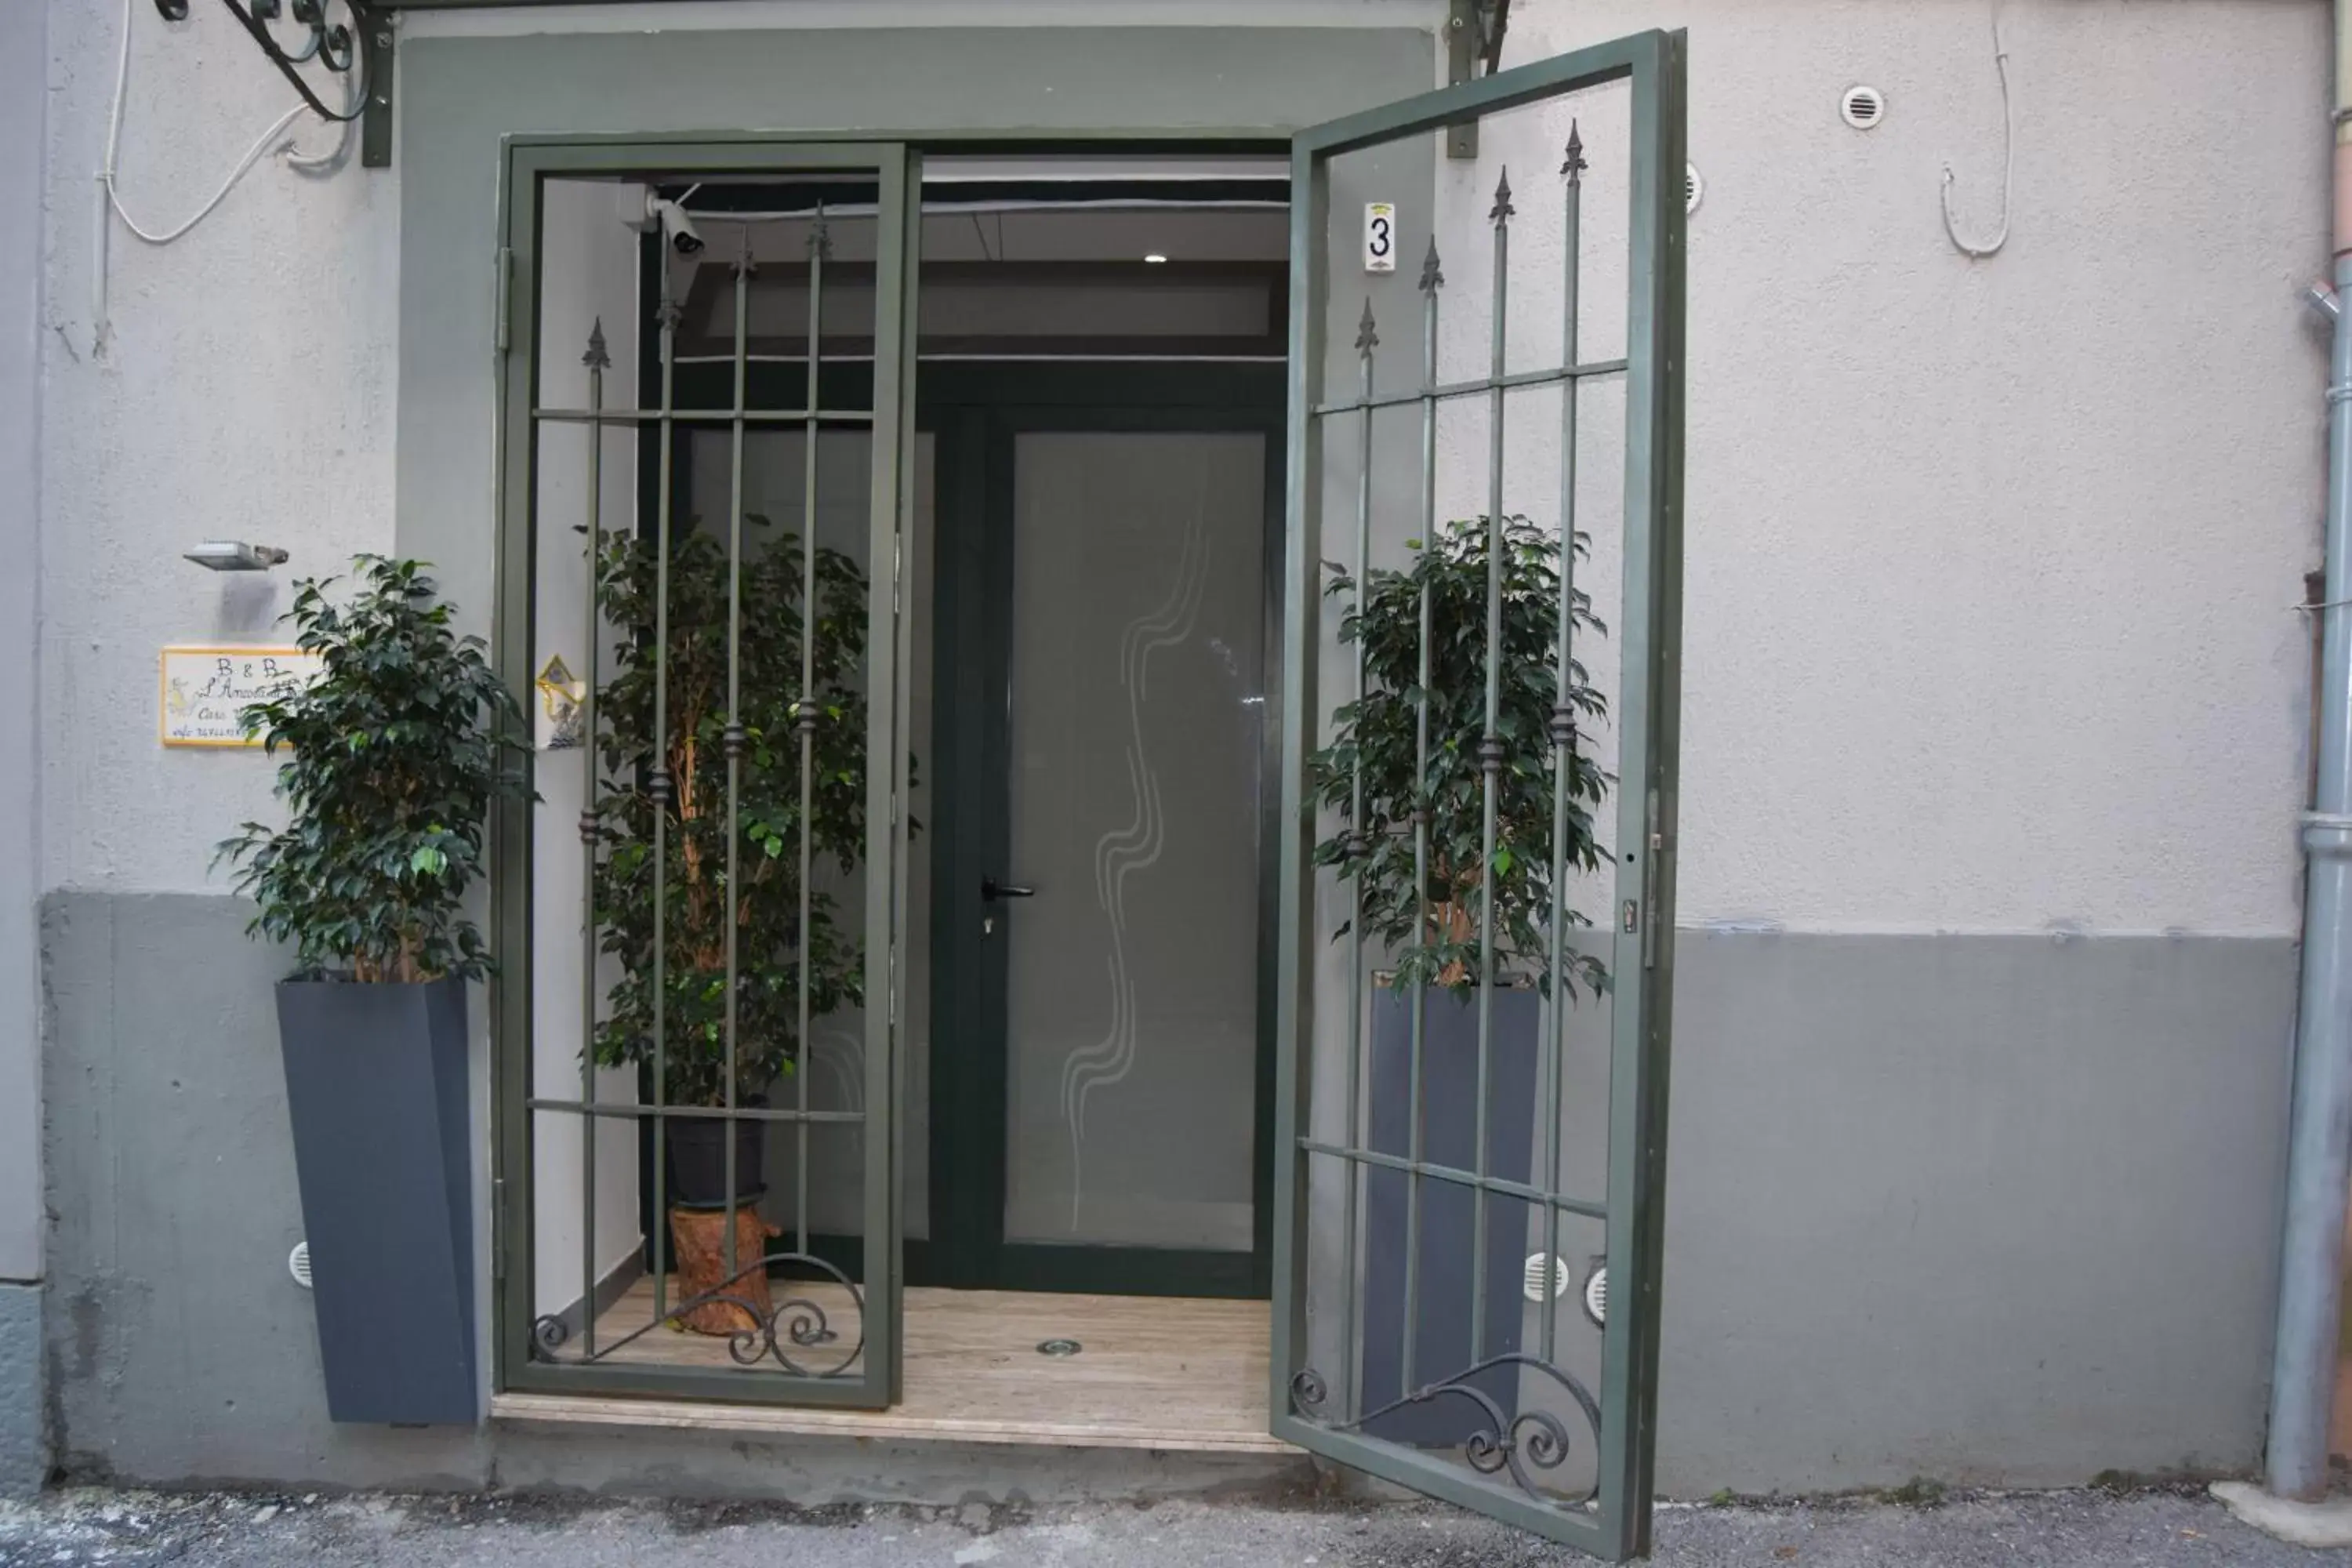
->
(2266, 0), (2352, 1501)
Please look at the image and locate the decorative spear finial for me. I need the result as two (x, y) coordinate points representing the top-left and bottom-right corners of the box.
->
(1419, 235), (1445, 293)
(1490, 167), (1515, 226)
(1562, 119), (1588, 184)
(583, 318), (611, 372)
(1356, 296), (1379, 354)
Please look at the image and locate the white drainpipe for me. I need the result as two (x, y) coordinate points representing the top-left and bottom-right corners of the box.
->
(2267, 0), (2352, 1502)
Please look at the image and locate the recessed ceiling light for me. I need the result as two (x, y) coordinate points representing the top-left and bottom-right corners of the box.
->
(1143, 253), (1168, 264)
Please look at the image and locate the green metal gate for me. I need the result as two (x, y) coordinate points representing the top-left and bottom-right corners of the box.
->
(484, 35), (1680, 1548)
(1269, 31), (1686, 1559)
(492, 142), (919, 1410)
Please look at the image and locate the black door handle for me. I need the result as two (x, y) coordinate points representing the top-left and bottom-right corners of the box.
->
(981, 876), (1036, 901)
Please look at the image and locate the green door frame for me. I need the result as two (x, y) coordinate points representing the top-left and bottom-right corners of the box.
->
(921, 361), (1286, 1299)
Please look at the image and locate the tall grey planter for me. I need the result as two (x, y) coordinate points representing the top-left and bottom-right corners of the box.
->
(276, 976), (477, 1425)
(1361, 984), (1539, 1447)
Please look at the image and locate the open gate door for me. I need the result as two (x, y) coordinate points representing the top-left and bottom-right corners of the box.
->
(1269, 30), (1686, 1559)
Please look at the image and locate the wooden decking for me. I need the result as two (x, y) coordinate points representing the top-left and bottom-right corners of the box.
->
(491, 1283), (1289, 1454)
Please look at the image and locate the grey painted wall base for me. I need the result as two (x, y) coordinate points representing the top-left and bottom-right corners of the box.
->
(42, 894), (2295, 1497)
(0, 1283), (42, 1497)
(1653, 928), (2296, 1496)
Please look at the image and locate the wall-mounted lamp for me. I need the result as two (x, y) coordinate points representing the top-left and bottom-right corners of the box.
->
(185, 541), (290, 572)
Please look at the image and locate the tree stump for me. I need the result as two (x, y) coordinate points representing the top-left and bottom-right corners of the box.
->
(666, 1205), (780, 1336)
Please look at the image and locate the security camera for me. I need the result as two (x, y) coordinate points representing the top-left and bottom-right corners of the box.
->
(643, 194), (705, 256)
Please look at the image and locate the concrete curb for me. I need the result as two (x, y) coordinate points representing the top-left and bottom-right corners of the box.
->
(2209, 1480), (2352, 1547)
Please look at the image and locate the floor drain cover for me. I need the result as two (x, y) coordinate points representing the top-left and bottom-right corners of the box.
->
(1036, 1338), (1082, 1357)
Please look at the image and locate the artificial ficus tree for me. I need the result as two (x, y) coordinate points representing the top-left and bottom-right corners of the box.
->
(586, 517), (875, 1109)
(1308, 514), (1611, 997)
(219, 555), (528, 983)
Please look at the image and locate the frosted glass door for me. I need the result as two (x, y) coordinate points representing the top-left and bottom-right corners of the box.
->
(1000, 431), (1267, 1252)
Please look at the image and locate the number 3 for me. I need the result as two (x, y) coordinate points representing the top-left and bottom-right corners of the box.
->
(1364, 203), (1398, 274)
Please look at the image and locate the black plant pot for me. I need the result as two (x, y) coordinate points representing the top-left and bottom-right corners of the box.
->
(275, 975), (477, 1425)
(666, 1102), (768, 1210)
(1361, 984), (1540, 1448)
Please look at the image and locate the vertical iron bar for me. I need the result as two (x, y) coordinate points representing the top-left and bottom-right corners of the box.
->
(722, 227), (751, 1289)
(1402, 238), (1442, 1395)
(1541, 126), (1584, 1368)
(1343, 296), (1377, 1417)
(1472, 169), (1512, 1364)
(874, 149), (920, 1404)
(578, 320), (609, 1358)
(797, 207), (828, 1260)
(651, 260), (678, 1325)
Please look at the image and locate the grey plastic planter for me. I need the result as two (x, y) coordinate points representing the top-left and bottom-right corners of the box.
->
(276, 975), (477, 1425)
(1361, 984), (1538, 1446)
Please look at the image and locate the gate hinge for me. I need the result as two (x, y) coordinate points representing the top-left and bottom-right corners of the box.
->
(494, 248), (514, 357)
(490, 1176), (506, 1279)
(1444, 0), (1511, 160)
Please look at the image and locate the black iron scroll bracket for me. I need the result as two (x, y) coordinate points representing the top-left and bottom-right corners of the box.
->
(154, 0), (394, 169)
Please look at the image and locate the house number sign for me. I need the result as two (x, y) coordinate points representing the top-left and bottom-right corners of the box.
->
(159, 645), (322, 748)
(1363, 201), (1397, 273)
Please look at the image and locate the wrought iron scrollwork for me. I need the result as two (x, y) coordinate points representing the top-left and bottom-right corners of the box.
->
(1290, 1354), (1603, 1504)
(198, 0), (376, 125)
(534, 1251), (865, 1379)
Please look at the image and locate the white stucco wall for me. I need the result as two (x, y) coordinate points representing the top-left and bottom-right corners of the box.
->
(1559, 0), (2324, 938)
(40, 0), (398, 898)
(31, 0), (2328, 935)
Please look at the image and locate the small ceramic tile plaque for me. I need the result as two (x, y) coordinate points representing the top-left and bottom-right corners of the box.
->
(159, 645), (323, 748)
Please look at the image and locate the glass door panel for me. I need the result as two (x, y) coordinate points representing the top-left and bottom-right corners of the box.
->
(1000, 432), (1269, 1252)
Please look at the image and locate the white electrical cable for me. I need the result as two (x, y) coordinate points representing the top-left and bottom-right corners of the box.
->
(285, 61), (360, 176)
(93, 0), (355, 350)
(101, 0), (327, 245)
(1940, 2), (2014, 260)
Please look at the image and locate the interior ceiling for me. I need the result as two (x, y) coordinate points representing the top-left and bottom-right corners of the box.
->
(668, 186), (1288, 267)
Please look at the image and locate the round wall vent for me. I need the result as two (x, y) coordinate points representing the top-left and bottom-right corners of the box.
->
(1523, 1251), (1570, 1303)
(288, 1241), (313, 1290)
(1583, 1263), (1608, 1327)
(1841, 85), (1887, 130)
(1685, 162), (1704, 216)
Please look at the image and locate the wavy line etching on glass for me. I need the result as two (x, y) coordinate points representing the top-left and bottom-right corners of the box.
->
(1055, 478), (1213, 1229)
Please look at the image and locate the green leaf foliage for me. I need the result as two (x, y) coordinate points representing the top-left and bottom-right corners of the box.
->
(216, 556), (528, 983)
(1307, 515), (1610, 998)
(587, 517), (887, 1109)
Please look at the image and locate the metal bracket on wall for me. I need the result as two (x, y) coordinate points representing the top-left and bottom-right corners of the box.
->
(359, 12), (393, 169)
(162, 0), (394, 167)
(1444, 0), (1511, 159)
